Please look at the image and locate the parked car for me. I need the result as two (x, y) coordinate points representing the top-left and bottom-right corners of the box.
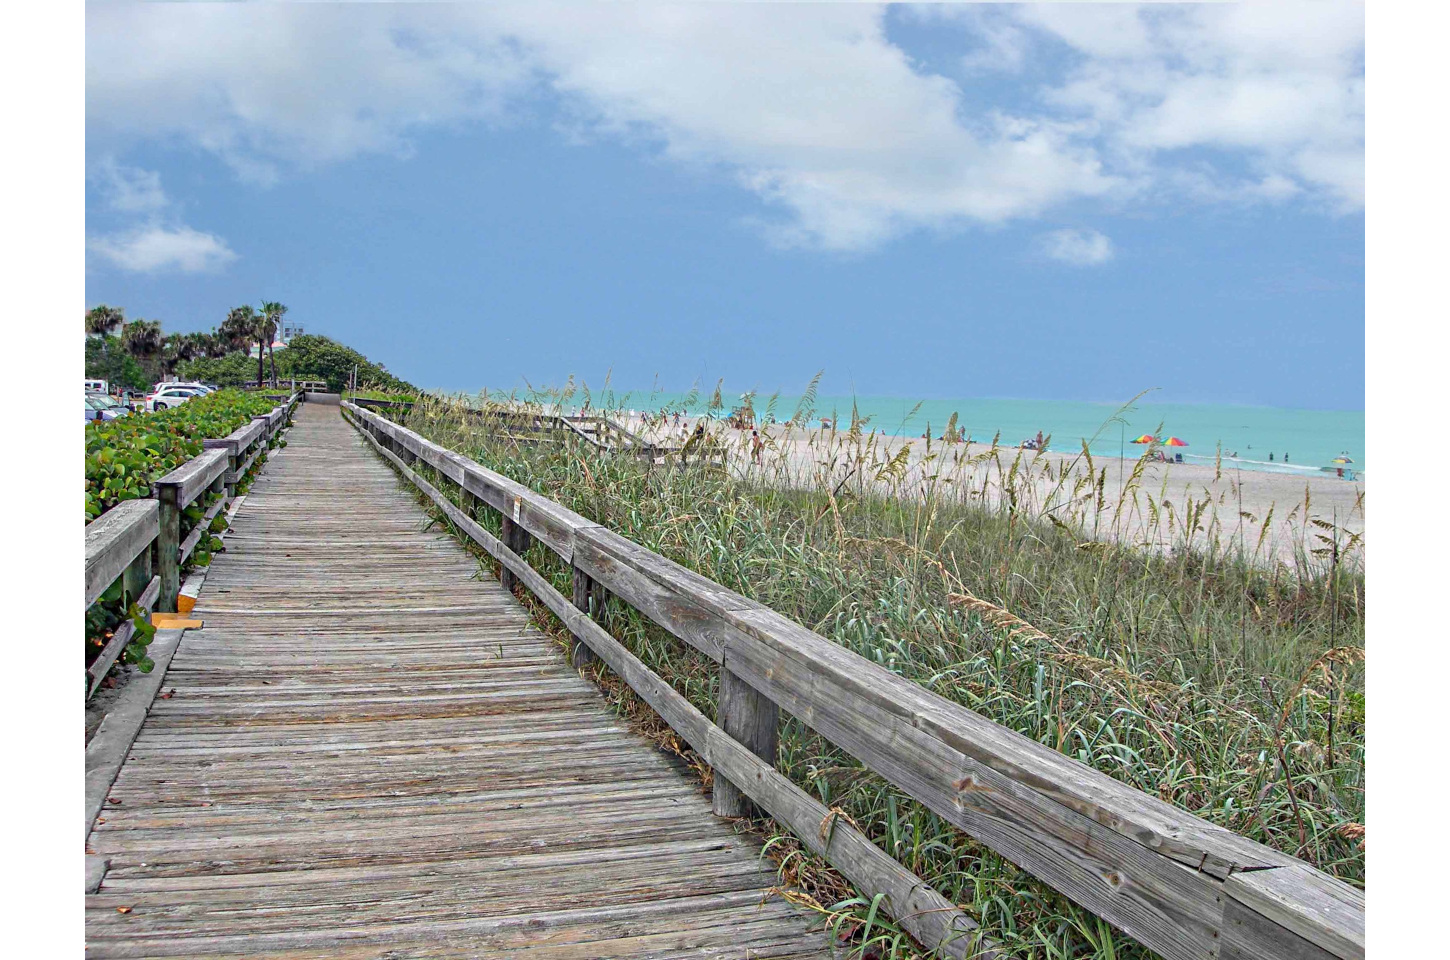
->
(85, 378), (109, 395)
(86, 394), (130, 422)
(145, 386), (201, 412)
(153, 380), (214, 395)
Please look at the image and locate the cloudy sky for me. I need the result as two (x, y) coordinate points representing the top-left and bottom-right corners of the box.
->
(84, 1), (1364, 409)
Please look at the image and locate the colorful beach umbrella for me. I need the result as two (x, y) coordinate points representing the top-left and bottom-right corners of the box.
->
(1332, 455), (1354, 464)
(1163, 437), (1189, 447)
(1130, 434), (1158, 444)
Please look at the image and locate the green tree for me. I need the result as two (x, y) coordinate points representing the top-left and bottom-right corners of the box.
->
(85, 336), (149, 391)
(121, 319), (163, 364)
(260, 301), (287, 386)
(220, 306), (256, 354)
(276, 334), (417, 393)
(85, 304), (124, 338)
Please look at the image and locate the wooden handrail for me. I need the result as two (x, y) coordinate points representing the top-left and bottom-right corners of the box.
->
(85, 393), (301, 691)
(355, 396), (678, 457)
(342, 399), (1364, 960)
(85, 499), (158, 609)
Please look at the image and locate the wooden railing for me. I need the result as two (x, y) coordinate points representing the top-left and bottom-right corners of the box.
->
(353, 397), (679, 459)
(247, 379), (329, 392)
(341, 400), (1363, 960)
(83, 393), (302, 696)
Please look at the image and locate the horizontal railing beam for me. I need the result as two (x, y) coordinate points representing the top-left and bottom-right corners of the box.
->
(85, 499), (158, 609)
(153, 448), (229, 510)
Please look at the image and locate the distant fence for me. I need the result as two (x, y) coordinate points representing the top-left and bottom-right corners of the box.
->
(353, 396), (676, 459)
(340, 400), (1363, 960)
(247, 379), (328, 392)
(83, 393), (301, 697)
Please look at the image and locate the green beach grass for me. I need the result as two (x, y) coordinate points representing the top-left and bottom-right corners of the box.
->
(388, 392), (1365, 960)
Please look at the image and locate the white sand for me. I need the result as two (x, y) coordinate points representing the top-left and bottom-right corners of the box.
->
(623, 412), (1365, 569)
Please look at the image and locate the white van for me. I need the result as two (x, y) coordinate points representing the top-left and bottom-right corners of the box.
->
(85, 379), (108, 394)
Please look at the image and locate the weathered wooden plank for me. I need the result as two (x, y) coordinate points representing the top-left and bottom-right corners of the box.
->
(1224, 866), (1364, 960)
(156, 482), (181, 613)
(178, 496), (227, 566)
(570, 565), (602, 669)
(712, 665), (778, 820)
(86, 500), (159, 608)
(153, 449), (229, 510)
(88, 576), (162, 695)
(86, 628), (185, 838)
(86, 855), (111, 894)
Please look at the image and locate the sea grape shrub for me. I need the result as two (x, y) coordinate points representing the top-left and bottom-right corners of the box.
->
(84, 389), (275, 522)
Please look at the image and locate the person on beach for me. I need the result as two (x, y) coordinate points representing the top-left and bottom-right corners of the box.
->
(1285, 453), (1290, 463)
(751, 429), (764, 466)
(1270, 453), (1275, 461)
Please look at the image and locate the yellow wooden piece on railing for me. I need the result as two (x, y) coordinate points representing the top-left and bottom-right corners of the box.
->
(177, 594), (197, 615)
(150, 613), (202, 629)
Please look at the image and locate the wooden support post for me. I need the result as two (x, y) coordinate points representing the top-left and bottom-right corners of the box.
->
(204, 438), (239, 498)
(123, 539), (153, 605)
(570, 565), (605, 669)
(499, 515), (532, 594)
(155, 483), (181, 613)
(461, 489), (481, 521)
(713, 667), (779, 819)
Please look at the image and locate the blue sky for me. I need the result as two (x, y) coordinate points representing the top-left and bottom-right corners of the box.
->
(84, 2), (1364, 410)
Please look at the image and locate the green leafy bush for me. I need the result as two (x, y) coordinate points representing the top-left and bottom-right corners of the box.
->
(85, 389), (283, 682)
(85, 389), (275, 522)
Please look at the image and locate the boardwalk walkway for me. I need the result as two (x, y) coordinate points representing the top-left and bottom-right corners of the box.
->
(86, 404), (831, 959)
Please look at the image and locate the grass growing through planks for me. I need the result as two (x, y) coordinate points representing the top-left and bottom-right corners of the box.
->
(392, 392), (1365, 960)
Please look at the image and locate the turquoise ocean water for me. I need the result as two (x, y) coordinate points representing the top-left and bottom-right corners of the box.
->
(528, 388), (1365, 478)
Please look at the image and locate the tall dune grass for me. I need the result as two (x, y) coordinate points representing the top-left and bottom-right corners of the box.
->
(392, 389), (1365, 960)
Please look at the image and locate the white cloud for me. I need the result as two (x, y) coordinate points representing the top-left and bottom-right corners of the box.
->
(91, 159), (168, 213)
(84, 1), (1363, 251)
(484, 5), (1114, 249)
(1016, 1), (1364, 210)
(1041, 228), (1114, 266)
(85, 3), (532, 186)
(86, 161), (237, 274)
(89, 224), (237, 274)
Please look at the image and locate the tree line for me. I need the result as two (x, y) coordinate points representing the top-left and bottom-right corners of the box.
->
(84, 303), (416, 395)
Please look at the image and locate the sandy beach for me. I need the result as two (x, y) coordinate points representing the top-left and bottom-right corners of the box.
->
(622, 412), (1365, 569)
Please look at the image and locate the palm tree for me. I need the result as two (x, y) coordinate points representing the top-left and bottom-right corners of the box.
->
(260, 301), (287, 386)
(163, 332), (208, 376)
(85, 304), (124, 338)
(247, 308), (276, 387)
(121, 319), (163, 361)
(201, 330), (227, 359)
(220, 306), (256, 355)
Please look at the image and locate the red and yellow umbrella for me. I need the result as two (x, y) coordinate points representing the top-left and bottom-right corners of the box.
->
(1163, 437), (1189, 447)
(1130, 434), (1158, 444)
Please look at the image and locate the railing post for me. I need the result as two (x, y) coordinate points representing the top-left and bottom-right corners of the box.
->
(125, 538), (153, 604)
(204, 437), (240, 498)
(499, 503), (532, 595)
(713, 667), (779, 819)
(570, 565), (605, 669)
(154, 482), (181, 613)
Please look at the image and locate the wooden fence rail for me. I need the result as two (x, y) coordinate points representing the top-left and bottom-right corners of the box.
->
(83, 392), (302, 697)
(342, 399), (1364, 960)
(352, 396), (676, 458)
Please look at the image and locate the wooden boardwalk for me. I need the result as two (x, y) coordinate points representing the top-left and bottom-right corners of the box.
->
(86, 404), (831, 959)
